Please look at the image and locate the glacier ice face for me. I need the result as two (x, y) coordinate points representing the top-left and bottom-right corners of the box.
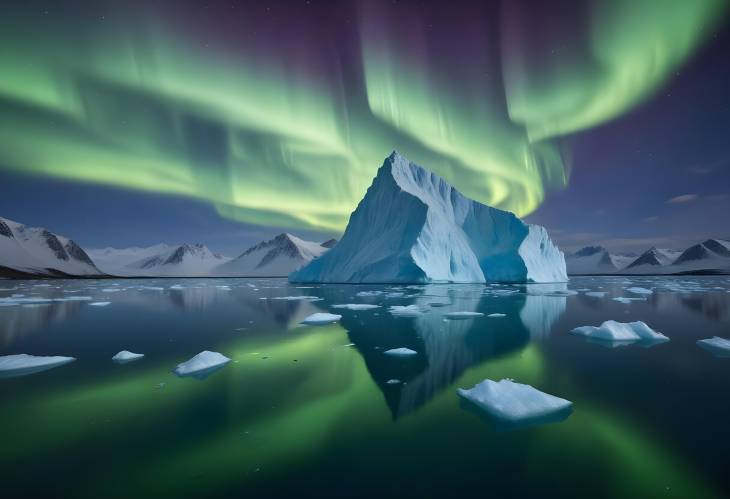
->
(457, 379), (572, 426)
(570, 320), (668, 344)
(290, 152), (566, 284)
(0, 354), (75, 378)
(173, 351), (231, 378)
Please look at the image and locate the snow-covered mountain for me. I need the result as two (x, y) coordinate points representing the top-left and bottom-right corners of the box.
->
(623, 247), (682, 273)
(670, 239), (730, 272)
(90, 243), (230, 277)
(214, 233), (331, 277)
(565, 246), (635, 274)
(0, 217), (102, 277)
(290, 151), (567, 283)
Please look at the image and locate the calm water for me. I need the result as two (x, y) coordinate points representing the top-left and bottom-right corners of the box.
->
(1, 277), (729, 498)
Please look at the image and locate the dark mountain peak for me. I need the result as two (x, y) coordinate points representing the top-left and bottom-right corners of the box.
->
(64, 239), (96, 267)
(674, 243), (713, 264)
(320, 238), (338, 248)
(42, 230), (69, 261)
(0, 219), (13, 238)
(240, 233), (300, 258)
(702, 239), (730, 257)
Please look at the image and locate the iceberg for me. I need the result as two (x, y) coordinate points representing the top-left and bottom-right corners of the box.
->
(384, 347), (418, 357)
(112, 350), (144, 363)
(300, 313), (342, 325)
(290, 152), (566, 284)
(173, 351), (231, 378)
(696, 337), (730, 357)
(0, 354), (75, 378)
(570, 320), (668, 344)
(457, 379), (572, 429)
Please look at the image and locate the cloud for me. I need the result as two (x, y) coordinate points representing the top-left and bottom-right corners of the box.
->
(666, 194), (698, 204)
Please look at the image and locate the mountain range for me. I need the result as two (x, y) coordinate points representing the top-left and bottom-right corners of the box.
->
(566, 240), (730, 275)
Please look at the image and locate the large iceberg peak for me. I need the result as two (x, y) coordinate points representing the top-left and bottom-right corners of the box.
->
(290, 152), (566, 283)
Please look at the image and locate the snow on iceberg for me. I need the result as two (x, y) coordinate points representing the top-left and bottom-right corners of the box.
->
(300, 313), (342, 325)
(384, 348), (418, 357)
(290, 152), (566, 284)
(173, 351), (231, 378)
(570, 320), (668, 344)
(112, 350), (144, 363)
(0, 354), (75, 378)
(457, 379), (572, 429)
(696, 337), (730, 357)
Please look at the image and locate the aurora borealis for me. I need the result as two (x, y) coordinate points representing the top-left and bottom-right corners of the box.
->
(0, 0), (727, 239)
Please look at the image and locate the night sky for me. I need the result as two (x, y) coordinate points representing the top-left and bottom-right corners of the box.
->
(0, 0), (728, 256)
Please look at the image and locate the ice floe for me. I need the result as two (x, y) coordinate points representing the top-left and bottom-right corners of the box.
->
(626, 287), (653, 295)
(386, 379), (402, 384)
(487, 313), (506, 318)
(387, 305), (423, 317)
(300, 313), (342, 325)
(0, 354), (76, 378)
(444, 311), (484, 319)
(89, 302), (111, 307)
(696, 337), (730, 357)
(384, 348), (418, 357)
(570, 320), (668, 344)
(458, 379), (572, 429)
(112, 350), (145, 363)
(173, 351), (231, 378)
(331, 304), (381, 311)
(585, 291), (607, 298)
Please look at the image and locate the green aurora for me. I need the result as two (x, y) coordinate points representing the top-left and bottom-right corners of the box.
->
(0, 0), (725, 231)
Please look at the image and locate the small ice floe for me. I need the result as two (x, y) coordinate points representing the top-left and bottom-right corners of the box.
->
(140, 286), (164, 291)
(173, 351), (231, 379)
(356, 290), (384, 297)
(169, 285), (185, 290)
(89, 302), (111, 307)
(112, 350), (144, 363)
(626, 287), (653, 295)
(331, 304), (381, 311)
(0, 354), (76, 378)
(570, 320), (668, 346)
(444, 311), (484, 320)
(268, 296), (323, 302)
(386, 379), (402, 385)
(696, 337), (730, 357)
(384, 348), (417, 357)
(585, 292), (607, 298)
(101, 288), (123, 293)
(388, 305), (423, 317)
(487, 313), (506, 318)
(385, 292), (405, 298)
(300, 313), (342, 325)
(613, 297), (646, 304)
(457, 379), (572, 430)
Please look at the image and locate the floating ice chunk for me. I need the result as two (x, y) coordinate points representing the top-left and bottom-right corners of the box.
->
(487, 313), (506, 318)
(458, 379), (572, 427)
(169, 285), (185, 290)
(331, 304), (381, 311)
(300, 313), (342, 325)
(384, 348), (418, 357)
(89, 302), (111, 307)
(696, 337), (730, 357)
(626, 287), (653, 295)
(444, 311), (484, 319)
(612, 297), (645, 304)
(386, 379), (402, 384)
(585, 292), (607, 298)
(173, 351), (231, 378)
(570, 320), (668, 344)
(385, 292), (405, 298)
(112, 350), (144, 363)
(101, 288), (122, 293)
(356, 290), (384, 297)
(0, 354), (75, 378)
(268, 296), (323, 302)
(388, 305), (423, 317)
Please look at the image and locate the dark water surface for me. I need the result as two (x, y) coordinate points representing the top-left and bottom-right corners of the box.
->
(1, 277), (729, 498)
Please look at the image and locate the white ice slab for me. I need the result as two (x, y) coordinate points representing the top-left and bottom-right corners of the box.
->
(487, 313), (506, 318)
(457, 378), (572, 423)
(571, 320), (668, 343)
(112, 350), (144, 363)
(0, 354), (75, 378)
(300, 313), (342, 325)
(173, 351), (231, 377)
(384, 347), (418, 357)
(388, 305), (423, 317)
(696, 337), (730, 357)
(90, 302), (111, 307)
(626, 287), (653, 295)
